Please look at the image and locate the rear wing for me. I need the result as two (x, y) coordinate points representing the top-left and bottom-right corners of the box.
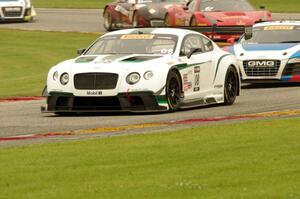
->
(169, 25), (252, 39)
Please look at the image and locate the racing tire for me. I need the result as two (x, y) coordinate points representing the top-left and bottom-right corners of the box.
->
(224, 66), (238, 105)
(164, 14), (171, 27)
(190, 15), (197, 26)
(103, 9), (113, 31)
(132, 12), (139, 28)
(166, 70), (181, 112)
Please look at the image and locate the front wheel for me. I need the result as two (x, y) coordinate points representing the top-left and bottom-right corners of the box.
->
(164, 14), (171, 27)
(190, 15), (197, 26)
(132, 12), (139, 27)
(166, 71), (182, 112)
(224, 66), (238, 105)
(103, 9), (113, 31)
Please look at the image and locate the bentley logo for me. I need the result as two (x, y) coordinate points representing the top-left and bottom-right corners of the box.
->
(247, 60), (275, 67)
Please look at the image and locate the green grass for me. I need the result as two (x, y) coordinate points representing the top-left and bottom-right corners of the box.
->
(32, 0), (300, 12)
(0, 29), (98, 98)
(249, 0), (300, 13)
(1, 117), (300, 198)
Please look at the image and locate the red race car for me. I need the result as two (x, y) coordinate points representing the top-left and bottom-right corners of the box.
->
(164, 0), (272, 41)
(103, 0), (187, 31)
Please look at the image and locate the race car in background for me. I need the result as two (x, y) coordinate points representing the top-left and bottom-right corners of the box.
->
(0, 0), (36, 22)
(164, 0), (272, 41)
(42, 28), (240, 114)
(225, 21), (300, 83)
(103, 0), (187, 31)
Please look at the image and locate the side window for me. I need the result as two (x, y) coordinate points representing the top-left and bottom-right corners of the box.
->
(180, 34), (204, 57)
(202, 37), (214, 52)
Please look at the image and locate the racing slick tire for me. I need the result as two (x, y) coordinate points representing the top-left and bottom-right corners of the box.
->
(132, 12), (140, 28)
(103, 9), (113, 31)
(190, 15), (197, 26)
(166, 70), (182, 112)
(164, 14), (171, 27)
(224, 66), (238, 105)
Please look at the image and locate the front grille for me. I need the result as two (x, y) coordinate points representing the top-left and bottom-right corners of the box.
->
(243, 60), (281, 77)
(2, 7), (22, 17)
(74, 73), (118, 90)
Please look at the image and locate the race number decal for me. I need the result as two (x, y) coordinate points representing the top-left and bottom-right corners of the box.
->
(194, 66), (200, 92)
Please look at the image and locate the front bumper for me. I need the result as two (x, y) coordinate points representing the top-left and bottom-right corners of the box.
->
(41, 92), (168, 113)
(240, 61), (300, 83)
(0, 7), (32, 22)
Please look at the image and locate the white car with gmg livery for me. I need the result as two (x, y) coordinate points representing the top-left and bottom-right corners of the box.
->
(42, 28), (240, 114)
(0, 0), (35, 22)
(226, 21), (300, 83)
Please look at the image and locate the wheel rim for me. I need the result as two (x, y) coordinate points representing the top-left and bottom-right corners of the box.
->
(167, 78), (180, 108)
(225, 71), (237, 100)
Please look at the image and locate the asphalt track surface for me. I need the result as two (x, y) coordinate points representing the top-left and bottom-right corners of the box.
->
(1, 9), (300, 146)
(1, 84), (300, 146)
(0, 9), (300, 33)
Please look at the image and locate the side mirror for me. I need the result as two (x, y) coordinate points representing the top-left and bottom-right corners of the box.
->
(77, 48), (86, 55)
(227, 37), (235, 45)
(187, 48), (202, 59)
(244, 26), (253, 40)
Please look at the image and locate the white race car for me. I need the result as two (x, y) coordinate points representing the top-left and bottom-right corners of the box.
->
(226, 21), (300, 83)
(0, 0), (35, 22)
(42, 28), (240, 114)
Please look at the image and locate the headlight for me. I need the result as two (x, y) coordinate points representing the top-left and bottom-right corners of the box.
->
(60, 73), (69, 85)
(143, 71), (154, 80)
(126, 72), (140, 85)
(149, 9), (156, 14)
(53, 71), (59, 81)
(288, 57), (300, 64)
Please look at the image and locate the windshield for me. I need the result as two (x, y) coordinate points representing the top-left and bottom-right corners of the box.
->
(85, 34), (178, 55)
(241, 25), (300, 44)
(200, 0), (254, 11)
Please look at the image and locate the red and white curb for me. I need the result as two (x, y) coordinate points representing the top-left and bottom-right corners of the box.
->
(1, 109), (300, 142)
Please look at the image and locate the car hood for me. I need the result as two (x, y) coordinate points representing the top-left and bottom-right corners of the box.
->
(233, 43), (300, 60)
(0, 0), (25, 6)
(55, 54), (169, 74)
(204, 11), (269, 25)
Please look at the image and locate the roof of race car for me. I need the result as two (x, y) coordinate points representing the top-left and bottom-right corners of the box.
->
(103, 28), (201, 37)
(254, 20), (300, 28)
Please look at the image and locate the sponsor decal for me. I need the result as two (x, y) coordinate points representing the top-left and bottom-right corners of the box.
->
(184, 82), (192, 91)
(194, 87), (200, 92)
(247, 60), (275, 67)
(194, 66), (200, 73)
(115, 5), (130, 17)
(121, 34), (155, 40)
(264, 26), (294, 31)
(87, 91), (103, 95)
